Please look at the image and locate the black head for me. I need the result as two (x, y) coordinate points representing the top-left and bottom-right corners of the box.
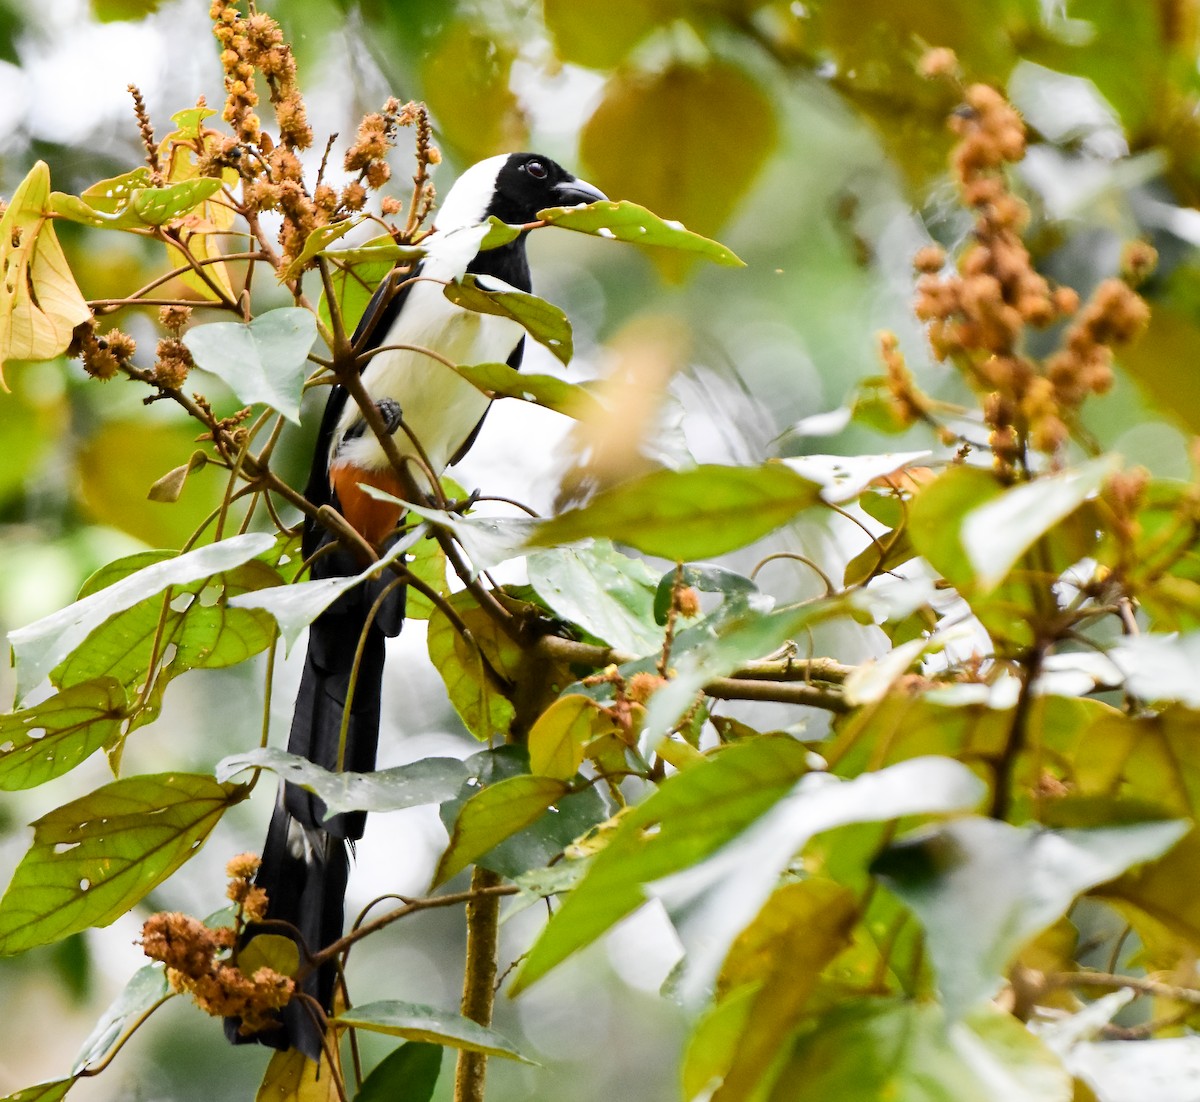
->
(435, 152), (607, 230)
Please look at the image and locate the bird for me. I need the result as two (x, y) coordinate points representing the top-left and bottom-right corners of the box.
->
(224, 153), (606, 1060)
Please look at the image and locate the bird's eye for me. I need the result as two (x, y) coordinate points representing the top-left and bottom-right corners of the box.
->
(526, 160), (548, 179)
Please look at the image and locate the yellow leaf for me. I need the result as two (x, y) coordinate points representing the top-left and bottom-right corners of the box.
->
(580, 62), (775, 282)
(528, 694), (619, 779)
(0, 162), (91, 385)
(255, 1047), (341, 1102)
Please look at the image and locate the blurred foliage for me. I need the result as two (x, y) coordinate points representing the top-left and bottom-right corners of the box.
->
(3, 2), (1200, 1102)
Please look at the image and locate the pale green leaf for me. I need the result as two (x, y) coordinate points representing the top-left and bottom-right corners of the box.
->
(334, 1001), (534, 1063)
(73, 963), (170, 1072)
(453, 362), (602, 419)
(217, 747), (469, 817)
(183, 308), (318, 425)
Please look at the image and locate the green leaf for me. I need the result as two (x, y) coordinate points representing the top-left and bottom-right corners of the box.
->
(183, 308), (318, 425)
(147, 450), (208, 504)
(651, 563), (759, 626)
(217, 747), (470, 818)
(355, 1042), (442, 1102)
(72, 963), (169, 1072)
(50, 553), (282, 740)
(542, 0), (667, 68)
(0, 678), (128, 790)
(639, 599), (833, 752)
(0, 1081), (76, 1102)
(510, 737), (814, 994)
(539, 198), (745, 271)
(527, 694), (619, 779)
(0, 161), (91, 381)
(1107, 633), (1200, 707)
(873, 817), (1188, 1017)
(453, 362), (601, 419)
(439, 747), (606, 881)
(8, 533), (276, 702)
(769, 999), (1071, 1102)
(334, 1001), (534, 1063)
(528, 542), (663, 656)
(50, 174), (223, 229)
(530, 464), (824, 561)
(579, 62), (770, 280)
(443, 275), (572, 365)
(960, 457), (1117, 592)
(434, 774), (571, 886)
(238, 933), (300, 980)
(229, 530), (419, 653)
(277, 219), (361, 282)
(0, 773), (246, 954)
(907, 466), (1006, 590)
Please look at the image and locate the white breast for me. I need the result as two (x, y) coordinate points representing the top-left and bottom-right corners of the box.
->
(334, 276), (524, 476)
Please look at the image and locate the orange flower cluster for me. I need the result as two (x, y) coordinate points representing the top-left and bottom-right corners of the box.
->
(909, 72), (1152, 465)
(153, 304), (194, 389)
(211, 1), (310, 150)
(76, 325), (136, 382)
(140, 854), (292, 1035)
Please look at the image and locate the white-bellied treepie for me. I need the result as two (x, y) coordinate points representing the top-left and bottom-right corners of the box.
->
(225, 153), (606, 1058)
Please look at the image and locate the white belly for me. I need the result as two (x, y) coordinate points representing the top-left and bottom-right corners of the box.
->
(335, 277), (524, 475)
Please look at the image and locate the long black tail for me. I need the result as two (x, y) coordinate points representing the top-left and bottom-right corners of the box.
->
(226, 546), (404, 1060)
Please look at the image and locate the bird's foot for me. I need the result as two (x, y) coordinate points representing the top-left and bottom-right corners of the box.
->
(376, 398), (404, 434)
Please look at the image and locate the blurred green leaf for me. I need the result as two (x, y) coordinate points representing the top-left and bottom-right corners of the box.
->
(0, 678), (128, 790)
(355, 1042), (442, 1102)
(0, 773), (247, 955)
(75, 419), (223, 548)
(335, 1001), (534, 1062)
(72, 963), (169, 1072)
(873, 817), (1188, 1017)
(217, 747), (470, 818)
(708, 880), (859, 1102)
(542, 0), (667, 68)
(580, 63), (773, 280)
(444, 275), (572, 365)
(183, 308), (318, 425)
(0, 1080), (76, 1102)
(769, 999), (1070, 1102)
(531, 464), (823, 561)
(420, 21), (527, 162)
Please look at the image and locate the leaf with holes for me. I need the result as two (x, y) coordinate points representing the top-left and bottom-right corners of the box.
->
(0, 678), (128, 790)
(539, 199), (745, 269)
(0, 161), (91, 382)
(0, 773), (247, 955)
(8, 533), (276, 703)
(444, 275), (572, 365)
(50, 174), (224, 230)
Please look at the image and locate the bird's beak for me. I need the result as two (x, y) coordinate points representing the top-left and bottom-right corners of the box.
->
(552, 177), (608, 207)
